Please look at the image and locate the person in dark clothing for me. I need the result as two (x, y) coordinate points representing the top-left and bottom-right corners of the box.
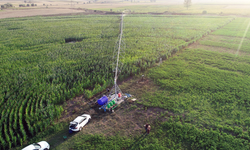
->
(147, 125), (151, 134)
(106, 88), (110, 95)
(144, 123), (149, 133)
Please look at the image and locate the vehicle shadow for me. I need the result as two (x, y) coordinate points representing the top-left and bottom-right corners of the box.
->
(46, 126), (78, 149)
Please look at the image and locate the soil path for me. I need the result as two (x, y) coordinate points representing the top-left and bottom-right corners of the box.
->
(0, 8), (85, 19)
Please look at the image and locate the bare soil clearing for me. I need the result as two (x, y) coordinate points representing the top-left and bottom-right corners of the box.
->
(60, 77), (168, 133)
(47, 77), (174, 149)
(0, 0), (180, 19)
(1, 1), (250, 19)
(225, 5), (250, 9)
(0, 8), (85, 19)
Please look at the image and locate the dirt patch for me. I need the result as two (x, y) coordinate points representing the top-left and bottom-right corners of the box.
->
(60, 89), (109, 122)
(0, 0), (181, 19)
(77, 77), (175, 137)
(80, 103), (169, 137)
(60, 95), (86, 120)
(59, 76), (173, 139)
(224, 5), (250, 9)
(119, 77), (159, 99)
(0, 8), (86, 19)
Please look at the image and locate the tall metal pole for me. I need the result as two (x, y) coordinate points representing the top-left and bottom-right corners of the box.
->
(115, 13), (124, 100)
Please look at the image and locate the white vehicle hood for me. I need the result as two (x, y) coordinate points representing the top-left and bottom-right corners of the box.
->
(81, 114), (91, 118)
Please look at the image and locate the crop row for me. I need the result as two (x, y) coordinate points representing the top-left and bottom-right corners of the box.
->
(196, 18), (250, 53)
(212, 18), (250, 38)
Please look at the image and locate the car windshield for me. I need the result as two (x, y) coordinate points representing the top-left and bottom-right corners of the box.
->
(32, 143), (41, 149)
(81, 117), (87, 121)
(70, 122), (78, 128)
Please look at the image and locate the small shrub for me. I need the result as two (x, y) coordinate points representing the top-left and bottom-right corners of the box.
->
(19, 4), (25, 7)
(131, 105), (137, 109)
(1, 3), (13, 9)
(1, 5), (5, 9)
(5, 3), (13, 7)
(202, 10), (207, 14)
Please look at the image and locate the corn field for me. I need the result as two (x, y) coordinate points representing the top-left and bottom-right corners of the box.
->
(0, 14), (234, 149)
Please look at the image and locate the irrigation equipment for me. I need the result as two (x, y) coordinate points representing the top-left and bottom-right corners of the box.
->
(98, 12), (128, 112)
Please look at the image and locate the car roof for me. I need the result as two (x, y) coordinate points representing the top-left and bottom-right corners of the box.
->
(73, 116), (86, 123)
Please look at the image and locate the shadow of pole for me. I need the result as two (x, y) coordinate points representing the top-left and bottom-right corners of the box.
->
(126, 133), (148, 150)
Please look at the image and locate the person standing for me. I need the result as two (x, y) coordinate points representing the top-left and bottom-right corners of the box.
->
(144, 123), (149, 133)
(147, 125), (151, 134)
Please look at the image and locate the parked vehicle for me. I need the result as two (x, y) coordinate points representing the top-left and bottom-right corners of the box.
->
(69, 114), (91, 132)
(22, 141), (50, 150)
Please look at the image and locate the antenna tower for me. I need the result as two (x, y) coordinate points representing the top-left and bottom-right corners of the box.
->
(99, 12), (127, 112)
(112, 12), (126, 98)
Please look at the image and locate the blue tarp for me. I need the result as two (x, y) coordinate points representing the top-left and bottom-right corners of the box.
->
(125, 93), (131, 97)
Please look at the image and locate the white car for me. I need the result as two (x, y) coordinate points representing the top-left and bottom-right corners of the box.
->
(22, 141), (50, 150)
(69, 114), (91, 131)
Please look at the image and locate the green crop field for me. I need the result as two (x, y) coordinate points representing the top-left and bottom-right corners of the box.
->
(56, 17), (250, 149)
(56, 118), (250, 150)
(136, 48), (250, 149)
(194, 18), (250, 54)
(147, 49), (250, 127)
(0, 14), (235, 149)
(54, 50), (250, 149)
(57, 118), (250, 150)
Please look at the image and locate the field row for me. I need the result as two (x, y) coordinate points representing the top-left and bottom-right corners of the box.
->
(196, 18), (250, 54)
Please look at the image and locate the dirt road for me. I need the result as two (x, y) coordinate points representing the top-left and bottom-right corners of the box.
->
(0, 8), (86, 19)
